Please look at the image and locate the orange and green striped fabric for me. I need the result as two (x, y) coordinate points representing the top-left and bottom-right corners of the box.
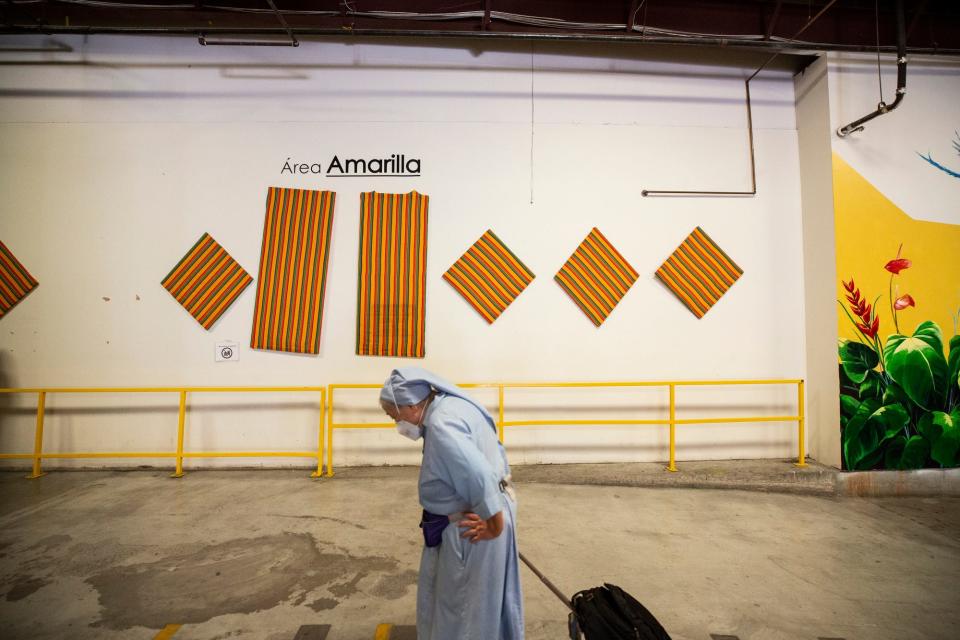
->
(162, 233), (252, 330)
(251, 187), (336, 354)
(656, 226), (743, 318)
(555, 228), (638, 326)
(0, 240), (39, 319)
(356, 191), (428, 358)
(442, 230), (535, 324)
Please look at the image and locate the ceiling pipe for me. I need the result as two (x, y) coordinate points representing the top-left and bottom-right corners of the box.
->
(198, 33), (297, 46)
(837, 0), (907, 137)
(2, 24), (957, 56)
(641, 0), (839, 197)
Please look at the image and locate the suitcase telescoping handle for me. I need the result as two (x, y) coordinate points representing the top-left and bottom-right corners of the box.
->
(518, 552), (574, 612)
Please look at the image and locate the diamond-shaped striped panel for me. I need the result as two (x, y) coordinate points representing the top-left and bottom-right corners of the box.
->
(162, 233), (253, 330)
(0, 240), (39, 319)
(656, 226), (742, 318)
(555, 228), (638, 326)
(443, 230), (535, 324)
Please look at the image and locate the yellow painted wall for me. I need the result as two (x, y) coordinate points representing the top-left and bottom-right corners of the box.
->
(833, 153), (960, 346)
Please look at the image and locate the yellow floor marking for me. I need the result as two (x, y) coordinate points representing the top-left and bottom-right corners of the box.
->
(153, 624), (182, 639)
(373, 623), (393, 640)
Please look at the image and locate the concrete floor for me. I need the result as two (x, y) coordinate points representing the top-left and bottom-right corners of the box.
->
(1, 467), (958, 640)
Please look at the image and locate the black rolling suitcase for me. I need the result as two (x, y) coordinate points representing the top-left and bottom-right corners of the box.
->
(520, 552), (672, 640)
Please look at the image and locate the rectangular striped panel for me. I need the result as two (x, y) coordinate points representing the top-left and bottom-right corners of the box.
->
(442, 230), (535, 324)
(251, 187), (336, 354)
(162, 233), (253, 330)
(656, 226), (743, 318)
(0, 240), (39, 319)
(356, 191), (428, 357)
(555, 228), (638, 326)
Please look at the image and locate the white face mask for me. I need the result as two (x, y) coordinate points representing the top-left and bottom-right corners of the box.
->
(392, 395), (425, 441)
(395, 420), (423, 441)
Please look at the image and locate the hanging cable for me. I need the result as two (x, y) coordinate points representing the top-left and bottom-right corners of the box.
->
(875, 0), (884, 103)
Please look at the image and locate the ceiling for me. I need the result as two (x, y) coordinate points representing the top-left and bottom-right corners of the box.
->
(1, 1), (959, 56)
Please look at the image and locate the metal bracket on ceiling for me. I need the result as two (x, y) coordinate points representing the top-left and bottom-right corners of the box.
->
(764, 0), (783, 41)
(626, 0), (640, 33)
(198, 0), (299, 47)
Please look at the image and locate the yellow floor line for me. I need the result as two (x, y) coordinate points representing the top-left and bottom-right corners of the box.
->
(373, 623), (393, 640)
(153, 624), (182, 639)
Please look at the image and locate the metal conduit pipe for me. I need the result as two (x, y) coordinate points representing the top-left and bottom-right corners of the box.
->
(837, 0), (908, 137)
(2, 24), (958, 56)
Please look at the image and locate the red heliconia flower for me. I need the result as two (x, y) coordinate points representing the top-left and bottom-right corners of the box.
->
(857, 314), (880, 338)
(894, 294), (916, 310)
(885, 258), (911, 274)
(841, 276), (880, 339)
(847, 292), (869, 318)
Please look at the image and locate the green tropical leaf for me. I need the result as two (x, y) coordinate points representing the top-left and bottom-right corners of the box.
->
(883, 322), (949, 410)
(871, 405), (910, 444)
(858, 370), (884, 400)
(882, 381), (910, 407)
(840, 395), (861, 419)
(899, 435), (931, 470)
(838, 363), (859, 397)
(841, 401), (908, 470)
(840, 340), (880, 384)
(917, 412), (942, 441)
(842, 398), (880, 470)
(860, 447), (885, 470)
(948, 335), (960, 395)
(884, 435), (907, 469)
(929, 412), (959, 468)
(913, 320), (945, 355)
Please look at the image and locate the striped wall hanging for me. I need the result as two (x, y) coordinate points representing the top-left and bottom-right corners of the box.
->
(356, 190), (428, 358)
(555, 228), (638, 326)
(250, 187), (336, 354)
(442, 230), (535, 324)
(162, 233), (253, 330)
(0, 240), (39, 320)
(655, 226), (743, 318)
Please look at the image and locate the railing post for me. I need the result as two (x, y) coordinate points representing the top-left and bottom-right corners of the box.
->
(666, 384), (678, 472)
(27, 391), (47, 479)
(794, 380), (807, 467)
(325, 385), (335, 477)
(171, 390), (186, 478)
(311, 389), (325, 478)
(498, 385), (505, 444)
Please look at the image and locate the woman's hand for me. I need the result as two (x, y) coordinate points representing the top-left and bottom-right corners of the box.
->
(458, 511), (504, 543)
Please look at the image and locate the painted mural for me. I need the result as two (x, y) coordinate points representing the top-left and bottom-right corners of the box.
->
(834, 154), (960, 470)
(918, 131), (960, 179)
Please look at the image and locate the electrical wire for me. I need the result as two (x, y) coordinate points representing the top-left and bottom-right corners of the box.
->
(0, 0), (928, 54)
(875, 0), (884, 102)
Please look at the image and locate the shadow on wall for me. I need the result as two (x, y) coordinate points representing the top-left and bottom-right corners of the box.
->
(0, 351), (15, 454)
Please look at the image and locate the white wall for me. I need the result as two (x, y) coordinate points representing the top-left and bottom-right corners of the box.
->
(0, 35), (807, 469)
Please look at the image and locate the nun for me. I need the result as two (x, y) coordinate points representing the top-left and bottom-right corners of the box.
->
(380, 367), (524, 640)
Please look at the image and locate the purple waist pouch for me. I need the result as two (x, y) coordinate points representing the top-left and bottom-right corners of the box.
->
(420, 510), (449, 547)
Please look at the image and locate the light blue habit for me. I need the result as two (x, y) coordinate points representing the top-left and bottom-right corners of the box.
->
(381, 367), (525, 640)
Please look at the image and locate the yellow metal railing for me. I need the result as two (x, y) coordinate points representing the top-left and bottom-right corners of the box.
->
(326, 379), (805, 477)
(0, 386), (326, 478)
(1, 379), (805, 479)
